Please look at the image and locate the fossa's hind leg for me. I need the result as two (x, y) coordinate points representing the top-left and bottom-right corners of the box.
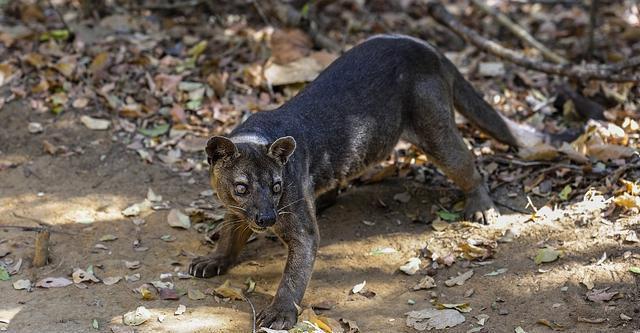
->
(316, 187), (339, 214)
(405, 77), (498, 224)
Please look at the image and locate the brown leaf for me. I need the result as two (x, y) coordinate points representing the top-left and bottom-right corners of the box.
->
(170, 105), (186, 123)
(586, 288), (618, 303)
(213, 280), (243, 300)
(518, 143), (558, 161)
(89, 52), (110, 74)
(587, 144), (635, 161)
(31, 79), (49, 94)
(53, 58), (76, 79)
(270, 28), (313, 65)
(42, 140), (58, 155)
(206, 73), (226, 98)
(23, 53), (46, 68)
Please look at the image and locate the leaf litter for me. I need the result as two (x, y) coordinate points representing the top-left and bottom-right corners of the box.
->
(1, 1), (640, 332)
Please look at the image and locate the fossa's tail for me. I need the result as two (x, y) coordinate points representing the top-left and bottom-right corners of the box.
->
(445, 58), (545, 148)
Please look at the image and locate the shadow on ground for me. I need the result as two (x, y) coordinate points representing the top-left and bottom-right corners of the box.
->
(1, 101), (639, 333)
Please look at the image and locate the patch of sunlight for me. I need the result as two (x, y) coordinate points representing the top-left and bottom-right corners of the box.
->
(0, 193), (136, 225)
(0, 153), (30, 165)
(0, 306), (22, 328)
(109, 306), (249, 333)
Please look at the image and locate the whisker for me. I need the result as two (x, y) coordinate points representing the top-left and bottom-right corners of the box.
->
(278, 197), (306, 212)
(278, 211), (299, 219)
(227, 205), (246, 212)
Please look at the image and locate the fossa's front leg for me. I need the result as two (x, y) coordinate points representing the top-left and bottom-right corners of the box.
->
(257, 197), (319, 329)
(189, 213), (253, 278)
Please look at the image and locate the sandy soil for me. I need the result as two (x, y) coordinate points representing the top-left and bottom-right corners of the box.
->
(1, 100), (639, 333)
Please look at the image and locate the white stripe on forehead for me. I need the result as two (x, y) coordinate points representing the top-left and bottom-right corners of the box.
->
(230, 133), (269, 145)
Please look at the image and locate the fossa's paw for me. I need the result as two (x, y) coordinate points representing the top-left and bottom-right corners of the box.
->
(464, 186), (499, 225)
(189, 255), (231, 278)
(257, 301), (298, 330)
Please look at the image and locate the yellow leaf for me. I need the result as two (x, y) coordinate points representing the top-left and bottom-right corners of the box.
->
(0, 63), (14, 86)
(620, 179), (639, 196)
(213, 280), (243, 300)
(187, 40), (208, 58)
(299, 308), (332, 332)
(140, 287), (155, 300)
(89, 52), (109, 74)
(31, 79), (49, 94)
(54, 61), (75, 78)
(614, 193), (640, 209)
(24, 53), (45, 68)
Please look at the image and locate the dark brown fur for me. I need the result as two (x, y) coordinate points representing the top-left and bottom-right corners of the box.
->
(189, 35), (530, 329)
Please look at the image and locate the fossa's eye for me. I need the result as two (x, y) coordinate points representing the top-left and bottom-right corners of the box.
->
(234, 184), (248, 195)
(272, 182), (282, 193)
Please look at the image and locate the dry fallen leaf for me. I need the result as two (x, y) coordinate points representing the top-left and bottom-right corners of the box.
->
(89, 52), (110, 74)
(586, 288), (618, 303)
(413, 276), (436, 290)
(80, 115), (110, 130)
(167, 209), (191, 229)
(72, 267), (100, 284)
(264, 51), (336, 86)
(174, 304), (186, 316)
(187, 288), (206, 300)
(405, 308), (466, 331)
(12, 279), (31, 290)
(534, 247), (562, 265)
(399, 257), (421, 275)
(103, 277), (122, 286)
(213, 280), (243, 300)
(123, 306), (152, 326)
(351, 280), (366, 294)
(518, 143), (558, 161)
(35, 277), (73, 288)
(445, 270), (474, 287)
(613, 193), (640, 209)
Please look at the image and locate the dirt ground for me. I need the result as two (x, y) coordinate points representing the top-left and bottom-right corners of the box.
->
(1, 96), (639, 333)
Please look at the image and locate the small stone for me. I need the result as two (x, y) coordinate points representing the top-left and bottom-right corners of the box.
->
(28, 122), (43, 134)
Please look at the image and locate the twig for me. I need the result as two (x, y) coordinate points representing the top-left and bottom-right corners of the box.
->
(508, 0), (581, 4)
(427, 1), (640, 82)
(242, 294), (257, 333)
(33, 229), (50, 267)
(492, 163), (582, 190)
(588, 0), (599, 59)
(610, 163), (640, 185)
(11, 212), (77, 235)
(133, 0), (204, 10)
(252, 0), (272, 26)
(12, 212), (52, 228)
(0, 225), (47, 232)
(47, 0), (71, 33)
(265, 0), (342, 53)
(481, 155), (554, 167)
(493, 199), (530, 214)
(469, 0), (567, 64)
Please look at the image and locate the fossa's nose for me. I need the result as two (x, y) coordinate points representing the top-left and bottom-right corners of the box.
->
(256, 210), (277, 227)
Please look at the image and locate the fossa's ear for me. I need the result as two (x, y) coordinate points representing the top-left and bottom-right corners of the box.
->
(268, 136), (296, 165)
(205, 136), (238, 165)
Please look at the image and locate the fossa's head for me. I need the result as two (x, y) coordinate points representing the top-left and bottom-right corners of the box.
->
(205, 135), (296, 233)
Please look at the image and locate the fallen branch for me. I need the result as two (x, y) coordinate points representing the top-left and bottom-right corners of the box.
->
(265, 0), (342, 53)
(469, 0), (567, 64)
(427, 2), (640, 82)
(133, 0), (204, 10)
(33, 229), (50, 267)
